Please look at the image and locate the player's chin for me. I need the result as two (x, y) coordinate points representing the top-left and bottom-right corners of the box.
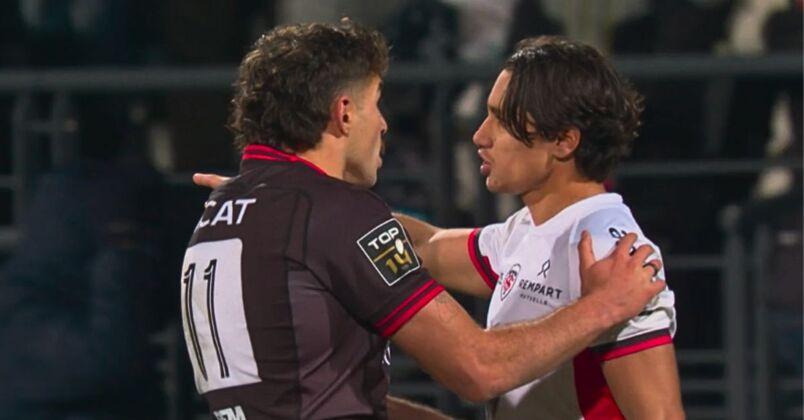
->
(360, 171), (378, 188)
(486, 178), (519, 195)
(485, 177), (503, 193)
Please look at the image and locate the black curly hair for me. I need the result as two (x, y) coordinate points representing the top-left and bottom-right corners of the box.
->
(495, 36), (644, 182)
(228, 18), (389, 152)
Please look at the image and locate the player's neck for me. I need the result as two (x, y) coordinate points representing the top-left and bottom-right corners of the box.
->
(296, 135), (347, 180)
(521, 173), (605, 226)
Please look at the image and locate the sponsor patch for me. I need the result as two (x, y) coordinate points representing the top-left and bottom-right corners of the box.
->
(357, 218), (421, 286)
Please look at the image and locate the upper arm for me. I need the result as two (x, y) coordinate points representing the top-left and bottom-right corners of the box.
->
(422, 228), (494, 298)
(311, 194), (444, 337)
(574, 208), (677, 346)
(576, 208), (682, 418)
(602, 343), (685, 419)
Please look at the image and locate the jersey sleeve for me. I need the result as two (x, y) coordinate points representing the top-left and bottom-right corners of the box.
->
(571, 208), (677, 361)
(310, 191), (444, 338)
(468, 224), (502, 290)
(467, 208), (526, 290)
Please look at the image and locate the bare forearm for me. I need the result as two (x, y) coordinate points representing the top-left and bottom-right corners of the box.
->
(396, 291), (643, 403)
(474, 296), (613, 397)
(386, 395), (452, 420)
(393, 212), (441, 251)
(394, 232), (664, 402)
(394, 213), (489, 296)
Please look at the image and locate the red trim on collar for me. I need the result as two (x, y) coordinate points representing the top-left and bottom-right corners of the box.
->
(242, 144), (328, 176)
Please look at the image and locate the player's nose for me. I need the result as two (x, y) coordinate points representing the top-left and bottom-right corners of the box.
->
(472, 117), (492, 148)
(380, 113), (388, 136)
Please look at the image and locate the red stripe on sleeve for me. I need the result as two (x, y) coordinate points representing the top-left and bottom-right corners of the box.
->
(377, 285), (445, 338)
(375, 279), (436, 330)
(573, 333), (673, 418)
(467, 228), (497, 290)
(599, 334), (673, 361)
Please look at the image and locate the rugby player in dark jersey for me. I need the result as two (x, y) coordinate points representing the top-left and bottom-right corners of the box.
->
(185, 19), (665, 419)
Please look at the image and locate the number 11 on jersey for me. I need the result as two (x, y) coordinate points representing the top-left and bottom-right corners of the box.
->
(180, 239), (260, 394)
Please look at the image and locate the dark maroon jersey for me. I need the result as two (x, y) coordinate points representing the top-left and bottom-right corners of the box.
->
(180, 144), (443, 419)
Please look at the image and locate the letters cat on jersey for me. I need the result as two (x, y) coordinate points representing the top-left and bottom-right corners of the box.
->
(196, 198), (257, 231)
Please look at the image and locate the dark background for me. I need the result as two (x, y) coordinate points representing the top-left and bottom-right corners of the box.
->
(0, 0), (800, 419)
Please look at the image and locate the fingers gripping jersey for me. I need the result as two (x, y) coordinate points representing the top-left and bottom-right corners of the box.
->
(180, 145), (443, 419)
(471, 193), (676, 420)
(574, 208), (675, 352)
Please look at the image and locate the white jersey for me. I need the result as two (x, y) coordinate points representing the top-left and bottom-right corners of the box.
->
(467, 193), (676, 420)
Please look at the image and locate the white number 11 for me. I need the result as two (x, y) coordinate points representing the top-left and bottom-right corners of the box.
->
(180, 239), (259, 393)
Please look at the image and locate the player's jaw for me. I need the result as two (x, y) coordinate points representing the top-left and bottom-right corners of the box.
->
(363, 117), (386, 185)
(474, 131), (534, 194)
(345, 140), (380, 187)
(479, 151), (513, 194)
(476, 142), (514, 194)
(343, 77), (387, 187)
(345, 119), (386, 187)
(477, 135), (554, 196)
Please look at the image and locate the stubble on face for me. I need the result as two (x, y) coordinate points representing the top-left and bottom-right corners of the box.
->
(343, 76), (384, 187)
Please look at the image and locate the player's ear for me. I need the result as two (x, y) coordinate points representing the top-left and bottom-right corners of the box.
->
(554, 127), (581, 161)
(330, 93), (353, 136)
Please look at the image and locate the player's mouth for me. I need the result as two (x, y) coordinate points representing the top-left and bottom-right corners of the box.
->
(478, 150), (492, 176)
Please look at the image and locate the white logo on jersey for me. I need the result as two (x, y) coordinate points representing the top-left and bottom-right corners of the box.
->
(500, 264), (520, 301)
(537, 259), (551, 279)
(213, 405), (247, 420)
(357, 219), (421, 286)
(196, 198), (257, 231)
(367, 226), (401, 250)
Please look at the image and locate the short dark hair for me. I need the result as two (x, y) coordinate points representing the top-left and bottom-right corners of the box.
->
(496, 36), (644, 182)
(229, 18), (389, 152)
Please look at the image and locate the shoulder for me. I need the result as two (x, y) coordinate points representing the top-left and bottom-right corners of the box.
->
(573, 204), (644, 243)
(570, 202), (662, 261)
(241, 168), (390, 221)
(481, 206), (530, 241)
(301, 178), (395, 244)
(310, 177), (390, 220)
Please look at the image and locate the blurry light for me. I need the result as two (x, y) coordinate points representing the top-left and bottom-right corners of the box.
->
(777, 231), (801, 246)
(130, 103), (148, 124)
(63, 118), (79, 133)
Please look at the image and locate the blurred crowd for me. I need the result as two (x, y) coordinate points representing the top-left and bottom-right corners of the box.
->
(0, 0), (800, 418)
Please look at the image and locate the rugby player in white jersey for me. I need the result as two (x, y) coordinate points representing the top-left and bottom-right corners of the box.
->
(396, 36), (684, 419)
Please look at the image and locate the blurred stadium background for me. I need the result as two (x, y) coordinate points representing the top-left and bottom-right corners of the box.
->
(0, 0), (800, 419)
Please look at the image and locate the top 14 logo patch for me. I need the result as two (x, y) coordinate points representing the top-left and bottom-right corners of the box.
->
(357, 218), (421, 286)
(500, 264), (521, 301)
